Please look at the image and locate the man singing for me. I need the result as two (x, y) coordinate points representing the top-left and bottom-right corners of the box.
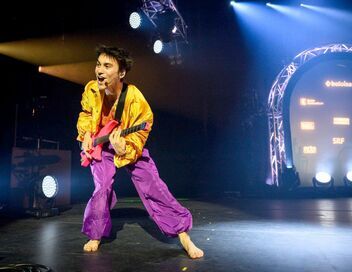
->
(76, 45), (204, 259)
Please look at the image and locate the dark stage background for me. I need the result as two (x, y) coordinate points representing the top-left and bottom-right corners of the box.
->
(1, 0), (352, 204)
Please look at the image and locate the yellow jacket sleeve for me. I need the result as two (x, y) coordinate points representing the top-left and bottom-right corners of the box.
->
(114, 86), (153, 168)
(76, 81), (95, 142)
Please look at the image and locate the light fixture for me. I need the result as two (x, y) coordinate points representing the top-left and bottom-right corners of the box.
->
(156, 9), (176, 43)
(41, 175), (59, 199)
(27, 175), (59, 218)
(312, 172), (334, 189)
(129, 12), (142, 29)
(343, 171), (352, 187)
(169, 54), (183, 65)
(131, 1), (188, 58)
(280, 165), (300, 190)
(153, 39), (163, 54)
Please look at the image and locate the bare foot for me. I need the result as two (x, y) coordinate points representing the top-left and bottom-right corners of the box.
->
(178, 232), (204, 259)
(83, 239), (100, 252)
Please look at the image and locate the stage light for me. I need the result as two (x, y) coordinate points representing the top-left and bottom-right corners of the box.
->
(280, 165), (300, 190)
(300, 3), (313, 8)
(266, 3), (273, 7)
(36, 61), (95, 85)
(136, 1), (188, 59)
(129, 12), (142, 29)
(230, 1), (236, 7)
(343, 171), (352, 187)
(315, 172), (331, 183)
(169, 54), (183, 65)
(27, 175), (59, 218)
(153, 40), (163, 54)
(346, 171), (352, 182)
(41, 175), (59, 199)
(156, 9), (176, 43)
(312, 172), (334, 189)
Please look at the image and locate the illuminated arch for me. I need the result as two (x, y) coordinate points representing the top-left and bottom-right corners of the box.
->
(267, 43), (352, 186)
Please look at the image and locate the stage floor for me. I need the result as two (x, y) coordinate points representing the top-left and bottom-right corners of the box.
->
(1, 197), (352, 272)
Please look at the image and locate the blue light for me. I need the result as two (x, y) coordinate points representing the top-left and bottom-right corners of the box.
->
(230, 1), (236, 7)
(299, 4), (352, 24)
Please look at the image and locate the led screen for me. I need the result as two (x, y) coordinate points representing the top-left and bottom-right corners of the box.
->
(290, 57), (352, 186)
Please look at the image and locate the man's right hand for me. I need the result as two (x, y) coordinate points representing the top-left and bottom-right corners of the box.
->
(82, 132), (93, 159)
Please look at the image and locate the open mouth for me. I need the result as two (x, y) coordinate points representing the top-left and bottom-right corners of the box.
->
(97, 76), (105, 83)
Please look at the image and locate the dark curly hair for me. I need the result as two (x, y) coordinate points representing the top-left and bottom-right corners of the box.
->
(95, 44), (133, 73)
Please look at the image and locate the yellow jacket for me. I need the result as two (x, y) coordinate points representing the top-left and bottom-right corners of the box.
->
(76, 80), (153, 168)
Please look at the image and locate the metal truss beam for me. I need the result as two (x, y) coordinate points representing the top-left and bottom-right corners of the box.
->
(140, 0), (188, 43)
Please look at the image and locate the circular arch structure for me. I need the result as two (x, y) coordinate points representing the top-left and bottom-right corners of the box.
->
(267, 43), (352, 186)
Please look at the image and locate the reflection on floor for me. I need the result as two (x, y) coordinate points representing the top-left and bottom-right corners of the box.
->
(1, 197), (352, 272)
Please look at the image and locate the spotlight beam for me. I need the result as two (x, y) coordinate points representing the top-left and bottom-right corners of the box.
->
(300, 4), (352, 23)
(39, 62), (95, 85)
(0, 32), (147, 66)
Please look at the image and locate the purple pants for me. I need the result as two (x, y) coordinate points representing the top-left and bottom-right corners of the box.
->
(82, 145), (192, 240)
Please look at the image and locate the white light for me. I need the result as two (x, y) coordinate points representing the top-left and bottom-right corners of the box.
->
(315, 172), (331, 184)
(230, 1), (236, 6)
(332, 137), (345, 145)
(153, 40), (163, 54)
(300, 121), (315, 130)
(303, 146), (317, 154)
(266, 2), (272, 6)
(325, 80), (352, 88)
(333, 117), (350, 125)
(129, 12), (142, 29)
(346, 171), (352, 182)
(172, 26), (178, 34)
(299, 98), (324, 106)
(42, 175), (58, 198)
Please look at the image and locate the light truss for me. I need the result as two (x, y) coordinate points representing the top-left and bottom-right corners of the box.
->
(141, 0), (188, 43)
(267, 43), (352, 186)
